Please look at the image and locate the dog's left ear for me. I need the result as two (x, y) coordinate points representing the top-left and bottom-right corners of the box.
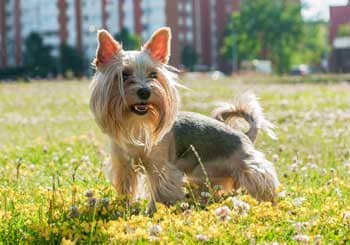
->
(143, 27), (171, 64)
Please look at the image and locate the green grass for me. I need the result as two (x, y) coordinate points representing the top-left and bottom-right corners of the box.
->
(0, 76), (349, 243)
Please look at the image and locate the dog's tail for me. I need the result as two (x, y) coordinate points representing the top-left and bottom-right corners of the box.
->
(212, 92), (276, 143)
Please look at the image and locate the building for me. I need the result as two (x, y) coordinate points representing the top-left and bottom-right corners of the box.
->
(329, 1), (350, 72)
(0, 0), (240, 72)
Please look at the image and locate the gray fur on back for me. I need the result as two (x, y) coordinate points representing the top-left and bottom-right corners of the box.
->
(173, 112), (249, 162)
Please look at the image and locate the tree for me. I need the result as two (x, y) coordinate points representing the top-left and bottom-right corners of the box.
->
(220, 0), (303, 74)
(23, 32), (56, 78)
(114, 28), (141, 50)
(59, 44), (85, 77)
(337, 23), (350, 37)
(181, 45), (198, 71)
(292, 21), (328, 68)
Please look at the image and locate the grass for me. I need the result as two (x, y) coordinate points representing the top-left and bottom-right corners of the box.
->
(0, 75), (349, 243)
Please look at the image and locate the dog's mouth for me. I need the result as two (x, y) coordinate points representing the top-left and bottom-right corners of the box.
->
(131, 103), (150, 115)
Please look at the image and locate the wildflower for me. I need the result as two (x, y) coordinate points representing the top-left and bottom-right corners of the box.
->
(148, 224), (162, 236)
(278, 190), (287, 198)
(70, 158), (78, 164)
(65, 147), (73, 153)
(84, 189), (94, 198)
(292, 197), (306, 207)
(230, 197), (250, 216)
(293, 234), (310, 243)
(343, 211), (350, 223)
(148, 236), (160, 242)
(272, 154), (279, 162)
(180, 202), (189, 210)
(68, 205), (79, 218)
(88, 197), (98, 207)
(201, 192), (211, 198)
(314, 234), (322, 245)
(42, 146), (48, 153)
(195, 234), (209, 242)
(334, 188), (342, 197)
(52, 154), (59, 162)
(214, 206), (231, 221)
(183, 209), (192, 216)
(81, 155), (91, 164)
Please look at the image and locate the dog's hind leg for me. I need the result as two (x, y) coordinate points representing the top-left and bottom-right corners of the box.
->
(234, 150), (280, 202)
(144, 161), (185, 206)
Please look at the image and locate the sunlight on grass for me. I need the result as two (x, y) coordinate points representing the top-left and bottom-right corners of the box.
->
(0, 77), (349, 243)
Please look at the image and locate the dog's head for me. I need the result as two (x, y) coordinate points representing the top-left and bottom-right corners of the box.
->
(90, 27), (179, 152)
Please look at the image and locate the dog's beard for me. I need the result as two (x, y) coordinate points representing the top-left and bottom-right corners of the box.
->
(120, 85), (178, 153)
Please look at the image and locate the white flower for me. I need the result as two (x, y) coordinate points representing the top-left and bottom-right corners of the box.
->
(148, 224), (162, 236)
(81, 155), (91, 164)
(195, 234), (209, 242)
(214, 206), (231, 221)
(230, 197), (250, 216)
(180, 202), (189, 210)
(292, 197), (306, 207)
(293, 234), (310, 243)
(200, 191), (211, 198)
(278, 190), (287, 198)
(343, 211), (350, 223)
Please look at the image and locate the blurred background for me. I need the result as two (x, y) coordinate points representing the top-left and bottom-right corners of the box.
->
(0, 0), (349, 79)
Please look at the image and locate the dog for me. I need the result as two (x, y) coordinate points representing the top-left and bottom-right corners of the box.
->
(89, 27), (280, 212)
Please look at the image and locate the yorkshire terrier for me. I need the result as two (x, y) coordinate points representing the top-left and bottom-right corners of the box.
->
(89, 27), (280, 212)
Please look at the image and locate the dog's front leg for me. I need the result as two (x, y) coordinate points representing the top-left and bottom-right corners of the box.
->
(107, 143), (138, 199)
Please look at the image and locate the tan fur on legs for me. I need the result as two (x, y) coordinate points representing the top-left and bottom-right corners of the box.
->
(105, 142), (138, 198)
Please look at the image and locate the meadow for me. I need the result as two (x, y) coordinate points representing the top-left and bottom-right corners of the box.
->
(0, 75), (349, 243)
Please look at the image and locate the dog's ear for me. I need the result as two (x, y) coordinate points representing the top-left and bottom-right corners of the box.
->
(143, 27), (171, 64)
(96, 30), (122, 67)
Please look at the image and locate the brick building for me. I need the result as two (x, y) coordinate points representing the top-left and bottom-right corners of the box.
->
(0, 0), (240, 72)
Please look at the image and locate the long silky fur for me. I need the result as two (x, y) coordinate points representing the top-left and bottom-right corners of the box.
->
(238, 149), (280, 202)
(89, 51), (179, 153)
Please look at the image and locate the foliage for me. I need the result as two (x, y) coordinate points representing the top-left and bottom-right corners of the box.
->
(292, 21), (328, 68)
(181, 45), (198, 71)
(114, 28), (142, 50)
(337, 23), (350, 37)
(0, 78), (350, 243)
(59, 44), (85, 78)
(23, 32), (57, 78)
(221, 0), (304, 73)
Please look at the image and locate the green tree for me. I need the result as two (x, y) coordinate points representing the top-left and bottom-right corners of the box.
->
(292, 21), (328, 68)
(23, 32), (56, 78)
(337, 23), (350, 37)
(221, 0), (303, 74)
(181, 45), (198, 71)
(114, 28), (141, 50)
(59, 44), (85, 77)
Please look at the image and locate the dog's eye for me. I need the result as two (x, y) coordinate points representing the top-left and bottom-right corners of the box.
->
(149, 72), (157, 79)
(122, 72), (129, 81)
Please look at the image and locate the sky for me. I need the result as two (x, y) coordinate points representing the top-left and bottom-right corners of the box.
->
(301, 0), (348, 21)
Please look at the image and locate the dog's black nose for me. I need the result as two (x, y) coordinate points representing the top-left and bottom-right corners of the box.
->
(137, 88), (151, 100)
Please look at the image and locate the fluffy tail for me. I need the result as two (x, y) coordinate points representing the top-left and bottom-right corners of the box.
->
(212, 92), (276, 143)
